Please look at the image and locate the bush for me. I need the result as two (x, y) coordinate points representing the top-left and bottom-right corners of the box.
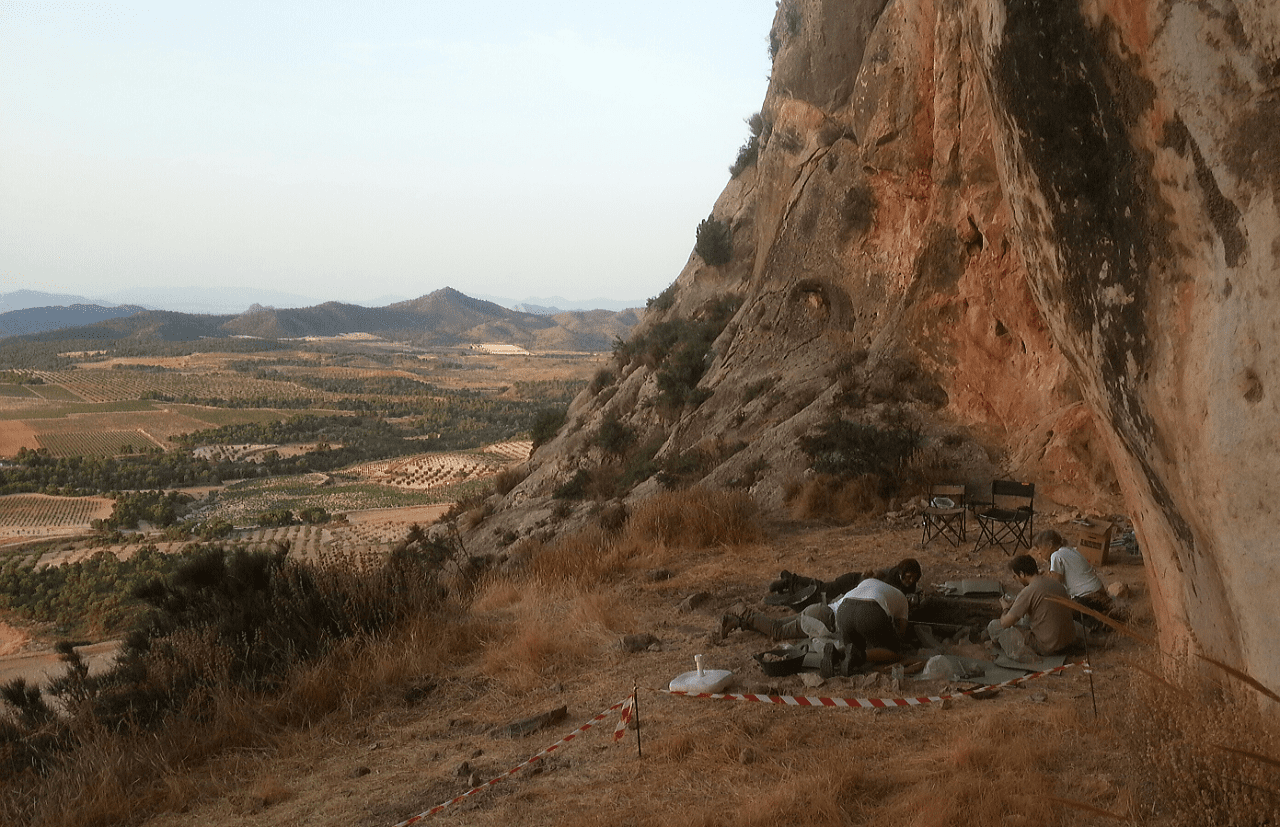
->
(257, 508), (295, 527)
(0, 545), (447, 823)
(694, 217), (733, 266)
(594, 412), (635, 458)
(785, 473), (884, 523)
(1113, 656), (1280, 826)
(492, 465), (529, 496)
(729, 136), (759, 178)
(589, 367), (615, 394)
(530, 406), (568, 450)
(553, 469), (590, 500)
(619, 434), (664, 491)
(646, 283), (677, 313)
(798, 416), (921, 497)
(297, 506), (330, 525)
(628, 487), (763, 548)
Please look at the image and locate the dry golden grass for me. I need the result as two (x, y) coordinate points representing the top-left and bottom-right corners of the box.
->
(785, 473), (886, 523)
(8, 497), (1277, 827)
(1112, 653), (1280, 826)
(628, 486), (764, 547)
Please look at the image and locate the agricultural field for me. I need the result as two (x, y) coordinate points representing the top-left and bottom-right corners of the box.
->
(0, 399), (157, 422)
(485, 439), (533, 461)
(0, 494), (113, 541)
(349, 450), (512, 490)
(28, 368), (324, 405)
(193, 470), (495, 527)
(35, 430), (161, 457)
(10, 408), (222, 457)
(24, 383), (84, 402)
(0, 421), (38, 456)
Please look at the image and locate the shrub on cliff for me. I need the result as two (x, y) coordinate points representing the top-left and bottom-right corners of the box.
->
(530, 406), (568, 450)
(694, 216), (733, 266)
(799, 415), (920, 496)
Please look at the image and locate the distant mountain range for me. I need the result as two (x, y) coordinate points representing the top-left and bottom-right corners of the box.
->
(0, 302), (150, 337)
(0, 289), (644, 316)
(0, 287), (641, 351)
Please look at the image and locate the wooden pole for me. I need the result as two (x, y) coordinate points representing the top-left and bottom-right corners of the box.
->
(633, 684), (642, 759)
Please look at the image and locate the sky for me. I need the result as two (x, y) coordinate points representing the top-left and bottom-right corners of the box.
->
(0, 1), (780, 311)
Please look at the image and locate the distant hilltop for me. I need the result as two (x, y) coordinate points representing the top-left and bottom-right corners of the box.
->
(0, 288), (644, 317)
(0, 286), (641, 351)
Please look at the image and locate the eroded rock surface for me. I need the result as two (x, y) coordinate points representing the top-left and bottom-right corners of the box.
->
(491, 0), (1280, 693)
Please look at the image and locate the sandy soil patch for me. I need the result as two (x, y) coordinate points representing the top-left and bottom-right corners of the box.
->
(0, 621), (30, 657)
(0, 419), (40, 455)
(341, 503), (451, 526)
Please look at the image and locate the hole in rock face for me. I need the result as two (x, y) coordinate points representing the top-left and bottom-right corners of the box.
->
(1242, 368), (1264, 403)
(994, 320), (1009, 337)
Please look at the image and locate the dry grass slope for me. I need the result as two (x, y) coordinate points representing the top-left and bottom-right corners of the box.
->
(1, 488), (1277, 827)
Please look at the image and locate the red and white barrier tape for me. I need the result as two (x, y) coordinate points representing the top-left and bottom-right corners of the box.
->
(392, 662), (1080, 824)
(392, 695), (635, 826)
(660, 661), (1078, 707)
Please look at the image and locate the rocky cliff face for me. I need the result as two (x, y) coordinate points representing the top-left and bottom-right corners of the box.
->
(490, 0), (1280, 694)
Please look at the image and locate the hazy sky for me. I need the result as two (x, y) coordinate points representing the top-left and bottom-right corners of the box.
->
(0, 1), (779, 309)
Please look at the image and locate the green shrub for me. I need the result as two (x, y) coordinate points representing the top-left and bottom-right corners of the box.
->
(799, 416), (920, 494)
(530, 406), (568, 450)
(619, 434), (664, 491)
(257, 508), (295, 527)
(553, 469), (590, 500)
(729, 136), (759, 178)
(589, 367), (616, 394)
(594, 412), (635, 458)
(492, 466), (529, 496)
(646, 283), (677, 312)
(694, 217), (733, 266)
(297, 506), (330, 524)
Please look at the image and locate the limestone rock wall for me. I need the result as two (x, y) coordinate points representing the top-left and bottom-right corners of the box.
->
(507, 0), (1280, 692)
(967, 0), (1280, 690)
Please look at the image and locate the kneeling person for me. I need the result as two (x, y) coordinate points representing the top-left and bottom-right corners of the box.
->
(986, 554), (1078, 661)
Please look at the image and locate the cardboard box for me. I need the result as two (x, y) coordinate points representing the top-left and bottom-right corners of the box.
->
(1077, 522), (1113, 567)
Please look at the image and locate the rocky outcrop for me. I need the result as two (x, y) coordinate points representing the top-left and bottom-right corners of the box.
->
(494, 0), (1280, 694)
(967, 0), (1280, 692)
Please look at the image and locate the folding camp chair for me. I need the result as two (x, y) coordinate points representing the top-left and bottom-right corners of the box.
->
(972, 480), (1035, 554)
(921, 484), (966, 547)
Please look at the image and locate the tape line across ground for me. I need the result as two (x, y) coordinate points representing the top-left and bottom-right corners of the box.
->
(392, 661), (1080, 824)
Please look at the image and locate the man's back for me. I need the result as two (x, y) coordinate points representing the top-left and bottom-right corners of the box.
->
(1049, 545), (1105, 597)
(1010, 575), (1077, 654)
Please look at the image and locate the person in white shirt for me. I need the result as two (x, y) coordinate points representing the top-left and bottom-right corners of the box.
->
(830, 576), (911, 663)
(720, 564), (923, 673)
(1034, 529), (1114, 619)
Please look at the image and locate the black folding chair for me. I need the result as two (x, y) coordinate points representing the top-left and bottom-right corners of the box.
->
(972, 480), (1034, 554)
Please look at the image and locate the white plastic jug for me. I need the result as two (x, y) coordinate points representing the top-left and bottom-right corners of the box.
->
(669, 654), (733, 693)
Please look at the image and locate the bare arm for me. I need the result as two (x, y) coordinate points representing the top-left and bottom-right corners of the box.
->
(997, 589), (1033, 629)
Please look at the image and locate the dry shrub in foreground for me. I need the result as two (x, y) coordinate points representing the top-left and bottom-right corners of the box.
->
(1114, 654), (1280, 826)
(785, 473), (885, 523)
(468, 578), (633, 691)
(632, 701), (1100, 827)
(627, 486), (764, 547)
(0, 544), (456, 827)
